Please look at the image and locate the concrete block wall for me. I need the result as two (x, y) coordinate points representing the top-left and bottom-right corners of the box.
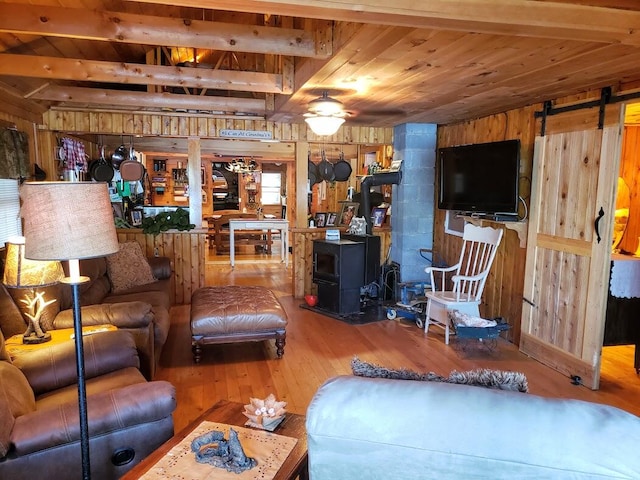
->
(390, 123), (437, 283)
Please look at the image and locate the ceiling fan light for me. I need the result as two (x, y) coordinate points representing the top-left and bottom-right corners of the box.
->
(308, 92), (345, 116)
(305, 115), (345, 136)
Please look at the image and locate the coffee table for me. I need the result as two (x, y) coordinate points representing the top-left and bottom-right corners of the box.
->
(122, 399), (308, 480)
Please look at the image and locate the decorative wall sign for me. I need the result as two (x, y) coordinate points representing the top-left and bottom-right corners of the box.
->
(219, 130), (273, 140)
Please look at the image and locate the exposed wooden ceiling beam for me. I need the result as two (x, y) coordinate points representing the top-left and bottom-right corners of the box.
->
(31, 86), (266, 114)
(0, 3), (329, 58)
(140, 139), (296, 159)
(0, 54), (287, 94)
(134, 0), (640, 46)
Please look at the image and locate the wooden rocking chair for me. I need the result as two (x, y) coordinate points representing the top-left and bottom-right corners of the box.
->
(424, 223), (504, 344)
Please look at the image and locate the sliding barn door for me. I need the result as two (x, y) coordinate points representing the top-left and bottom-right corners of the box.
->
(520, 106), (623, 389)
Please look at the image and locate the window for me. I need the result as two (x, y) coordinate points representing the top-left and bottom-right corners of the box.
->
(261, 172), (282, 205)
(0, 179), (21, 247)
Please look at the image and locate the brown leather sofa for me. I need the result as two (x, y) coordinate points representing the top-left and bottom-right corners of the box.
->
(0, 328), (176, 480)
(0, 255), (172, 380)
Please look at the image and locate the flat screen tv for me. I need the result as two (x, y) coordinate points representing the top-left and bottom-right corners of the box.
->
(437, 139), (520, 216)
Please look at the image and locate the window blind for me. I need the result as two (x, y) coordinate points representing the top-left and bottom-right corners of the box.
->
(0, 179), (21, 248)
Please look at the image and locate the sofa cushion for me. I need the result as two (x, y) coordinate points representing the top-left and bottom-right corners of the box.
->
(0, 339), (35, 456)
(0, 385), (13, 457)
(351, 356), (529, 392)
(0, 360), (36, 457)
(0, 362), (35, 418)
(106, 242), (157, 293)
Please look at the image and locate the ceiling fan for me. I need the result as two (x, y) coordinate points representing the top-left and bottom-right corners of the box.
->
(304, 91), (350, 136)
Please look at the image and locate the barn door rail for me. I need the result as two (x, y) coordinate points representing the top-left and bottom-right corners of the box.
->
(533, 86), (640, 136)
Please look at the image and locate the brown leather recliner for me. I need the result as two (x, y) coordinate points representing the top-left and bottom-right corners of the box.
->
(0, 328), (176, 480)
(0, 255), (173, 380)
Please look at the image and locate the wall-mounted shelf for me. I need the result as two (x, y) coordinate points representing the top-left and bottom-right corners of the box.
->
(463, 216), (528, 248)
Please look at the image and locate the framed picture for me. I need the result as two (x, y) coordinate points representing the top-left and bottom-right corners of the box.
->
(314, 212), (327, 228)
(338, 202), (359, 226)
(325, 212), (337, 226)
(130, 209), (143, 227)
(111, 202), (125, 220)
(372, 207), (387, 227)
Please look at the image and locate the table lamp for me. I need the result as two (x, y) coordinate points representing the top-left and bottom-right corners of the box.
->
(2, 236), (64, 344)
(20, 181), (119, 480)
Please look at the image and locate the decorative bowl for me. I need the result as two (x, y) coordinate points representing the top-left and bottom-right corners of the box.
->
(243, 394), (287, 431)
(304, 294), (318, 307)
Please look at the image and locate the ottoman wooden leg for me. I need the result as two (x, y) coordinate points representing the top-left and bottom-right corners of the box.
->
(192, 341), (202, 364)
(275, 333), (286, 359)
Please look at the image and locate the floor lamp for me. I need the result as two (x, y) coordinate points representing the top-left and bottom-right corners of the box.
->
(20, 182), (119, 480)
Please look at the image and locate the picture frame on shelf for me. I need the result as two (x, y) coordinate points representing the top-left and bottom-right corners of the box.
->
(326, 212), (337, 226)
(338, 202), (359, 226)
(111, 202), (124, 221)
(314, 212), (327, 228)
(130, 209), (143, 227)
(372, 207), (387, 227)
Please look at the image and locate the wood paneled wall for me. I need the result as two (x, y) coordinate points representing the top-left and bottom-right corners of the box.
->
(41, 110), (393, 145)
(436, 105), (539, 344)
(116, 229), (207, 305)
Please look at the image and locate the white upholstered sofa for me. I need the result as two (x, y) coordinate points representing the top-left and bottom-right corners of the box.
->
(306, 375), (640, 479)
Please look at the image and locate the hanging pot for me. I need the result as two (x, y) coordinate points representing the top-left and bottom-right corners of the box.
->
(308, 158), (321, 186)
(333, 151), (352, 182)
(111, 144), (127, 170)
(317, 150), (335, 182)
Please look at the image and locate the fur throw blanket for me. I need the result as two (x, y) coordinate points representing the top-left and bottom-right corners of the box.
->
(351, 356), (529, 393)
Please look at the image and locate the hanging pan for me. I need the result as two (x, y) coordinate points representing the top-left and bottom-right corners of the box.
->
(317, 150), (335, 182)
(333, 151), (352, 182)
(120, 142), (145, 181)
(91, 145), (114, 182)
(308, 153), (321, 185)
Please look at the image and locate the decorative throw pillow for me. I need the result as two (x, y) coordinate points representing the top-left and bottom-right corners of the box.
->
(106, 242), (157, 294)
(351, 356), (529, 393)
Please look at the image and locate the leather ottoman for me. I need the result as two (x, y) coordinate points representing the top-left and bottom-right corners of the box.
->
(190, 286), (288, 363)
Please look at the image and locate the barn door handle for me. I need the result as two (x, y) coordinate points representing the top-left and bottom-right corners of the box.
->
(594, 207), (605, 243)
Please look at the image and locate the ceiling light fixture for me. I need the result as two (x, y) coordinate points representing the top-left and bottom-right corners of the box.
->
(304, 92), (347, 136)
(225, 158), (260, 173)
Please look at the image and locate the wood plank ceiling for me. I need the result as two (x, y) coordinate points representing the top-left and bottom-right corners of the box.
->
(2, 0), (640, 133)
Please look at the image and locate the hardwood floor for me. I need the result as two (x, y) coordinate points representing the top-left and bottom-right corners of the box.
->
(156, 244), (640, 433)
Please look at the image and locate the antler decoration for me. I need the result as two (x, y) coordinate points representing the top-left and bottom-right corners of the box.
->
(20, 291), (57, 339)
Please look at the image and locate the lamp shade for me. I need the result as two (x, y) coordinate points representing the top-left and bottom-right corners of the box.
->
(305, 115), (346, 136)
(20, 182), (119, 261)
(2, 236), (64, 288)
